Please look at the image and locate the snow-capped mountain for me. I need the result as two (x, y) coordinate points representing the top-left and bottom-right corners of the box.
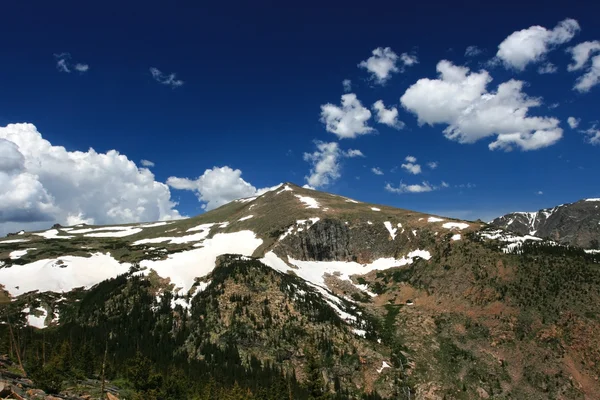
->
(490, 198), (600, 249)
(1, 183), (599, 399)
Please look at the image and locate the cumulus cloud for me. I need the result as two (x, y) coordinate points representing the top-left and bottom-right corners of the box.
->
(371, 167), (384, 175)
(537, 62), (557, 74)
(372, 100), (404, 129)
(167, 166), (276, 210)
(496, 18), (580, 71)
(400, 53), (419, 67)
(401, 157), (422, 174)
(400, 60), (563, 151)
(427, 161), (438, 169)
(342, 79), (352, 92)
(345, 149), (365, 158)
(320, 93), (374, 139)
(54, 53), (89, 74)
(583, 124), (600, 145)
(385, 181), (448, 194)
(404, 155), (417, 163)
(149, 67), (184, 88)
(567, 117), (580, 129)
(0, 123), (181, 232)
(465, 46), (483, 57)
(303, 141), (362, 188)
(359, 47), (399, 84)
(567, 41), (600, 93)
(141, 159), (155, 167)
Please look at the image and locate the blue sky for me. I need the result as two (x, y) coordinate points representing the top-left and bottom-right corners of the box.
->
(0, 0), (599, 233)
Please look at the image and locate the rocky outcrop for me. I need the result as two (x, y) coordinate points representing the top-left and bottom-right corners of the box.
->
(491, 199), (600, 249)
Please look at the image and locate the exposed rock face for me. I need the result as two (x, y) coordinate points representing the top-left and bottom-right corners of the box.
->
(286, 218), (352, 261)
(491, 199), (600, 249)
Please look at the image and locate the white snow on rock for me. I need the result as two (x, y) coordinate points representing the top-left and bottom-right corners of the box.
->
(479, 229), (543, 253)
(138, 221), (171, 228)
(367, 221), (373, 225)
(0, 239), (30, 244)
(219, 222), (229, 228)
(23, 307), (47, 329)
(187, 223), (216, 232)
(295, 195), (320, 209)
(85, 228), (143, 238)
(261, 250), (431, 301)
(34, 229), (74, 239)
(139, 231), (262, 296)
(585, 198), (600, 202)
(451, 234), (461, 241)
(10, 248), (36, 259)
(133, 231), (212, 246)
(17, 230), (25, 235)
(353, 328), (366, 337)
(237, 196), (258, 203)
(238, 215), (254, 222)
(69, 226), (134, 234)
(371, 207), (381, 211)
(377, 361), (391, 374)
(0, 252), (132, 297)
(585, 249), (600, 254)
(383, 221), (397, 240)
(428, 217), (444, 222)
(442, 222), (470, 230)
(345, 198), (359, 204)
(277, 184), (293, 194)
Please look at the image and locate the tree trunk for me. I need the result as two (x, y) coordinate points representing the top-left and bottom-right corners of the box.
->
(7, 317), (26, 377)
(100, 338), (108, 398)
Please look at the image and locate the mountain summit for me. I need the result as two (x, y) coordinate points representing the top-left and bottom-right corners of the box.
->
(491, 198), (600, 249)
(1, 184), (600, 399)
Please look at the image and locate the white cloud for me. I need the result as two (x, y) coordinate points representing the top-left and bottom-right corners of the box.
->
(404, 155), (417, 163)
(400, 53), (419, 66)
(359, 47), (399, 84)
(385, 181), (445, 194)
(303, 141), (343, 188)
(401, 162), (421, 175)
(372, 100), (404, 129)
(496, 18), (580, 71)
(583, 125), (600, 145)
(567, 41), (600, 93)
(149, 67), (184, 88)
(74, 63), (89, 72)
(371, 167), (384, 175)
(342, 79), (352, 92)
(536, 191), (544, 195)
(537, 62), (557, 74)
(320, 93), (374, 139)
(567, 117), (580, 129)
(568, 41), (600, 71)
(167, 166), (274, 210)
(0, 123), (181, 231)
(141, 159), (155, 167)
(345, 149), (365, 158)
(54, 53), (89, 74)
(427, 161), (438, 169)
(465, 46), (483, 57)
(400, 60), (563, 151)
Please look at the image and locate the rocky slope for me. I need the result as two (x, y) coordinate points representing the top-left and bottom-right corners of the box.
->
(1, 183), (599, 399)
(490, 198), (600, 249)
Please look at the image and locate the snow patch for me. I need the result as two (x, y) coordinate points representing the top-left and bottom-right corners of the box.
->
(294, 195), (320, 209)
(139, 231), (262, 296)
(383, 221), (397, 240)
(371, 207), (381, 211)
(451, 234), (461, 241)
(442, 222), (470, 230)
(585, 198), (600, 202)
(85, 228), (143, 238)
(377, 361), (391, 374)
(353, 328), (366, 337)
(24, 307), (47, 329)
(238, 215), (254, 222)
(0, 239), (30, 244)
(187, 223), (216, 232)
(0, 252), (132, 297)
(277, 184), (293, 194)
(34, 229), (74, 239)
(428, 217), (444, 222)
(10, 248), (36, 260)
